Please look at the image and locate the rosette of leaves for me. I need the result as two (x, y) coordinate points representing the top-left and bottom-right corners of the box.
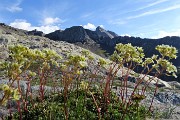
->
(156, 44), (177, 59)
(154, 45), (177, 77)
(81, 50), (94, 61)
(0, 84), (20, 105)
(110, 43), (144, 64)
(98, 58), (108, 67)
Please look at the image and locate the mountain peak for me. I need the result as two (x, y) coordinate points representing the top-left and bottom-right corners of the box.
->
(96, 26), (105, 32)
(96, 26), (115, 39)
(45, 25), (90, 43)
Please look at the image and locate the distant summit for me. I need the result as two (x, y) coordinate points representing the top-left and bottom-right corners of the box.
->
(45, 26), (119, 43)
(95, 26), (115, 39)
(45, 26), (91, 43)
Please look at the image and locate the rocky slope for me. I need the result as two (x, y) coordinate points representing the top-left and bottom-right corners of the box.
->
(45, 26), (180, 82)
(0, 23), (105, 62)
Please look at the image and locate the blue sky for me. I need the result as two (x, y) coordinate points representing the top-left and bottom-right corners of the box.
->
(0, 0), (180, 38)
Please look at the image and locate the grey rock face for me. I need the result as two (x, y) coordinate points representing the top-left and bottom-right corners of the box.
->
(45, 26), (90, 43)
(107, 30), (119, 37)
(44, 30), (63, 40)
(85, 29), (99, 42)
(31, 85), (63, 95)
(155, 92), (180, 105)
(96, 26), (115, 39)
(168, 81), (180, 89)
(0, 37), (8, 44)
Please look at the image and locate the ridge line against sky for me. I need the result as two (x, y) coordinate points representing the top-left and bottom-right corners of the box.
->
(0, 0), (180, 38)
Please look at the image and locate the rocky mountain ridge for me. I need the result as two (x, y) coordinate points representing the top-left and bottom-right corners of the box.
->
(45, 26), (118, 42)
(45, 25), (180, 63)
(44, 25), (180, 82)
